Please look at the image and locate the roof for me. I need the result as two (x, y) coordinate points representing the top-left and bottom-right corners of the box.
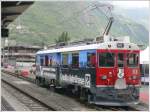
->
(36, 41), (139, 55)
(3, 45), (42, 50)
(1, 1), (34, 28)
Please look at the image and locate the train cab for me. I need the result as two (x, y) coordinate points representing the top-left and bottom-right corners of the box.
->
(36, 36), (141, 106)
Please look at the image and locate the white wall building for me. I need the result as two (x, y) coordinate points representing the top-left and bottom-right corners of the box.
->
(140, 46), (149, 84)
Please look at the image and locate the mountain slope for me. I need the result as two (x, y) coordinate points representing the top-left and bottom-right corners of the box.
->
(113, 7), (149, 30)
(8, 1), (149, 47)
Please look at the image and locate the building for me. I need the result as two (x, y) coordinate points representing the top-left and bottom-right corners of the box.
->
(140, 46), (149, 84)
(1, 45), (42, 67)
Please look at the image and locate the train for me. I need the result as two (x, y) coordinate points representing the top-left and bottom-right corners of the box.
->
(35, 35), (141, 106)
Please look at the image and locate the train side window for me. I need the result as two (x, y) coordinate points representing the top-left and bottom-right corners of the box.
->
(72, 53), (79, 68)
(45, 55), (49, 66)
(62, 53), (68, 67)
(40, 58), (44, 66)
(49, 57), (52, 67)
(145, 64), (149, 75)
(87, 53), (96, 67)
(140, 64), (144, 76)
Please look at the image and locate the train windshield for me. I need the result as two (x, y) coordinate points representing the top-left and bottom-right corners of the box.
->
(127, 53), (139, 67)
(99, 53), (115, 67)
(118, 53), (124, 67)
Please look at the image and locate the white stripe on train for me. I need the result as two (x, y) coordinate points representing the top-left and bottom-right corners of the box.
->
(96, 85), (140, 87)
(36, 41), (139, 54)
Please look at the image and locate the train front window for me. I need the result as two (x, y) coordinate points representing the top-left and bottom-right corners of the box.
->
(99, 53), (115, 67)
(127, 53), (139, 67)
(118, 53), (124, 67)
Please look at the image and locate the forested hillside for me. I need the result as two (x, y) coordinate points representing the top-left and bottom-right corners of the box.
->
(8, 1), (149, 47)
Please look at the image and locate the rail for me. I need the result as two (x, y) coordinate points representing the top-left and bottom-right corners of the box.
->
(2, 80), (55, 111)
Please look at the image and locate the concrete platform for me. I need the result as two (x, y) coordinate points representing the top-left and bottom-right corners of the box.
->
(140, 85), (149, 105)
(1, 97), (15, 111)
(1, 72), (94, 111)
(2, 85), (30, 111)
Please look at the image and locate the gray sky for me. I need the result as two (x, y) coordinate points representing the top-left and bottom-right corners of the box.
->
(112, 1), (149, 9)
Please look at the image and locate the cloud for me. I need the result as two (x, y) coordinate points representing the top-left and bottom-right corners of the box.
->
(112, 1), (149, 9)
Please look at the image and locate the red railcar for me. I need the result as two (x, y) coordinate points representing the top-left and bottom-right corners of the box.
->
(36, 38), (141, 106)
(96, 49), (140, 86)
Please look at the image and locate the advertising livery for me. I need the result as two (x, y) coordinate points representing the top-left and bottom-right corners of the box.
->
(36, 36), (140, 106)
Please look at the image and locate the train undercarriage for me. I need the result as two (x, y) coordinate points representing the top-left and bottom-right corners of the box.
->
(35, 75), (140, 106)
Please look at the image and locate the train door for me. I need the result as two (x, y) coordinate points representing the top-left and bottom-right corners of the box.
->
(114, 51), (127, 89)
(96, 50), (117, 86)
(124, 50), (140, 85)
(115, 52), (126, 78)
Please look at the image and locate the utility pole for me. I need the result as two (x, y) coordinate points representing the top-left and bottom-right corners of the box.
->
(5, 38), (9, 64)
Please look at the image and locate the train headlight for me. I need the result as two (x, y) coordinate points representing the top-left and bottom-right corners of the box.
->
(101, 75), (107, 80)
(117, 73), (124, 78)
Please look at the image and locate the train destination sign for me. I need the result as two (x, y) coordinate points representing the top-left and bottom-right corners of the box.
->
(117, 43), (124, 48)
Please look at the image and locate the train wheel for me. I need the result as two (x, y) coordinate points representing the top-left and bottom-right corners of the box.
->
(35, 77), (40, 86)
(36, 77), (45, 87)
(64, 85), (73, 96)
(73, 86), (81, 98)
(41, 78), (46, 87)
(55, 87), (65, 94)
(80, 88), (88, 102)
(49, 85), (55, 92)
(49, 79), (56, 92)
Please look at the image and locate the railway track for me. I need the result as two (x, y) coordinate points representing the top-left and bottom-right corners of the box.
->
(2, 79), (55, 111)
(1, 69), (35, 83)
(75, 100), (139, 111)
(2, 71), (96, 111)
(1, 97), (15, 111)
(1, 69), (142, 111)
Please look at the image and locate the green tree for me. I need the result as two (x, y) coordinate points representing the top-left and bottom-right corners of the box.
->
(55, 32), (70, 43)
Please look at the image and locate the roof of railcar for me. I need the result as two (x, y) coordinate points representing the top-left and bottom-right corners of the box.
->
(36, 41), (139, 55)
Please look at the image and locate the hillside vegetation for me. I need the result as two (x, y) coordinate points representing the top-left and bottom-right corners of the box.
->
(8, 1), (149, 47)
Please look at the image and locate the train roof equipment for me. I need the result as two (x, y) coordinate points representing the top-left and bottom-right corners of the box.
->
(37, 35), (139, 55)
